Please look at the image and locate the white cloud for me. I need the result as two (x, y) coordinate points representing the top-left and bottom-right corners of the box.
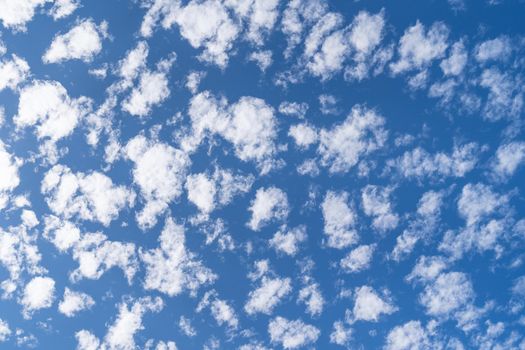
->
(391, 191), (443, 261)
(345, 10), (387, 81)
(457, 183), (507, 226)
(280, 0), (328, 59)
(140, 218), (216, 297)
(185, 173), (217, 216)
(362, 185), (399, 232)
(43, 216), (81, 252)
(0, 54), (30, 91)
(349, 10), (385, 57)
(387, 143), (479, 179)
(479, 67), (522, 121)
(268, 316), (320, 349)
(321, 190), (358, 249)
(318, 106), (387, 173)
(155, 341), (178, 350)
(20, 276), (55, 319)
(440, 40), (468, 76)
(279, 101), (308, 119)
(439, 183), (509, 259)
(0, 0), (49, 31)
(319, 94), (339, 115)
(0, 223), (46, 298)
(330, 321), (352, 346)
(122, 53), (176, 117)
(227, 0), (279, 45)
(70, 232), (138, 284)
(419, 271), (475, 318)
(269, 225), (307, 256)
(86, 296), (164, 350)
(248, 50), (272, 71)
(304, 13), (349, 80)
(41, 164), (135, 226)
(165, 0), (240, 67)
(350, 285), (397, 322)
(43, 19), (108, 63)
(141, 0), (279, 67)
(178, 316), (196, 337)
(296, 158), (320, 177)
(340, 244), (376, 273)
(288, 123), (318, 149)
(185, 91), (280, 173)
(384, 321), (431, 350)
(211, 298), (239, 329)
(475, 36), (511, 62)
(185, 168), (253, 219)
(248, 187), (289, 231)
(492, 141), (525, 180)
(14, 80), (92, 142)
(125, 135), (190, 229)
(186, 71), (206, 94)
(58, 288), (95, 317)
(75, 330), (100, 350)
(0, 141), (21, 208)
(298, 283), (324, 317)
(391, 21), (449, 74)
(118, 41), (149, 82)
(48, 0), (79, 20)
(0, 319), (10, 342)
(245, 276), (292, 315)
(197, 291), (239, 329)
(406, 256), (449, 283)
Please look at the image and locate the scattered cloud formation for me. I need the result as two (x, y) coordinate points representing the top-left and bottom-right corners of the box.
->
(0, 1), (524, 349)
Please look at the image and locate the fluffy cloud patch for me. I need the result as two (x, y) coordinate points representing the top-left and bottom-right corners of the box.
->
(298, 283), (324, 317)
(492, 141), (525, 180)
(0, 319), (10, 342)
(321, 190), (358, 249)
(0, 54), (30, 91)
(318, 106), (387, 173)
(186, 167), (253, 219)
(387, 143), (479, 180)
(186, 91), (280, 173)
(0, 142), (22, 208)
(20, 276), (56, 319)
(0, 0), (49, 31)
(140, 218), (216, 296)
(350, 285), (397, 322)
(248, 187), (289, 231)
(122, 53), (176, 117)
(43, 19), (108, 63)
(14, 80), (92, 142)
(384, 321), (431, 350)
(58, 288), (95, 317)
(77, 296), (164, 350)
(391, 21), (449, 74)
(362, 185), (399, 232)
(391, 191), (443, 260)
(70, 231), (138, 284)
(419, 271), (475, 318)
(0, 223), (46, 298)
(125, 135), (190, 229)
(48, 0), (78, 20)
(340, 244), (376, 273)
(288, 123), (318, 149)
(268, 316), (320, 349)
(269, 225), (307, 256)
(41, 164), (135, 226)
(245, 276), (292, 315)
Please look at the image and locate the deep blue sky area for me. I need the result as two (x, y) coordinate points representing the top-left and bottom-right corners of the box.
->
(0, 0), (524, 349)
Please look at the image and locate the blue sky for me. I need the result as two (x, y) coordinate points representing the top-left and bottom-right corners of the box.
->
(0, 0), (524, 349)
